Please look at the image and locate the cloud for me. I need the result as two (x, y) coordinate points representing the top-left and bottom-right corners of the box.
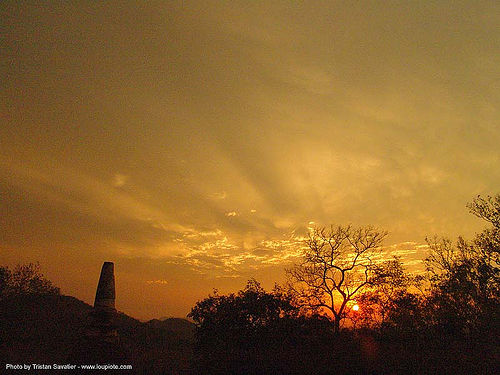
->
(210, 191), (227, 200)
(146, 279), (168, 285)
(113, 173), (128, 187)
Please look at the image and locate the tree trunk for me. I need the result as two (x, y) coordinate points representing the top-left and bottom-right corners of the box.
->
(333, 317), (340, 334)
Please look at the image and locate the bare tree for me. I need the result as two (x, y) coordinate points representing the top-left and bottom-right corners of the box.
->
(286, 225), (387, 333)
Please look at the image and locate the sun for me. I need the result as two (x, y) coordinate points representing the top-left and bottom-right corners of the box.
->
(352, 304), (359, 311)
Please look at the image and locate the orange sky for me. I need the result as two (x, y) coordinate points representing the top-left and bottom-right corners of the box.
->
(1, 1), (499, 320)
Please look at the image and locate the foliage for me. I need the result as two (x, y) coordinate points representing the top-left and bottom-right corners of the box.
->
(188, 279), (366, 374)
(467, 194), (500, 228)
(188, 279), (298, 352)
(286, 225), (387, 332)
(189, 279), (296, 327)
(0, 262), (60, 298)
(468, 194), (500, 269)
(423, 195), (500, 336)
(351, 257), (422, 330)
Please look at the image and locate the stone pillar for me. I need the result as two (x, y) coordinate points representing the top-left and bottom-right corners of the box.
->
(89, 261), (118, 343)
(68, 262), (128, 364)
(94, 262), (116, 310)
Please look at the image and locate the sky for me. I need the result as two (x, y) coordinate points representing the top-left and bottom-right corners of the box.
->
(1, 1), (499, 320)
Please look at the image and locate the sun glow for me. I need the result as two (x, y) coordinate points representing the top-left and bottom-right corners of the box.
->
(352, 304), (359, 311)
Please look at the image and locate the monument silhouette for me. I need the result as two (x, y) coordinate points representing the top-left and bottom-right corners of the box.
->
(89, 261), (119, 343)
(68, 262), (128, 366)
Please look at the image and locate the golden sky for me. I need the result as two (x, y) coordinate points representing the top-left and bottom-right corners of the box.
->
(1, 1), (499, 320)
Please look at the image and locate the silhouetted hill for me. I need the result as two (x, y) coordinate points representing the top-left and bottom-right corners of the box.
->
(146, 317), (195, 340)
(0, 294), (194, 374)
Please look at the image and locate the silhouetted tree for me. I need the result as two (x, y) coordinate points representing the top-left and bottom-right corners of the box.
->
(0, 266), (11, 296)
(351, 257), (422, 330)
(468, 194), (500, 228)
(0, 263), (60, 299)
(468, 194), (500, 269)
(286, 225), (387, 333)
(189, 279), (297, 331)
(189, 280), (298, 374)
(188, 279), (366, 374)
(424, 194), (500, 336)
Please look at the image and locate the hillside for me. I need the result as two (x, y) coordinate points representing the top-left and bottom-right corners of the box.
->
(0, 293), (195, 374)
(146, 317), (195, 340)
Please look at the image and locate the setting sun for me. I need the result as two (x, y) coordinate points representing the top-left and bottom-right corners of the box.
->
(353, 304), (359, 311)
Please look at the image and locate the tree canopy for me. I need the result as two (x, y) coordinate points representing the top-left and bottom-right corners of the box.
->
(0, 263), (60, 299)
